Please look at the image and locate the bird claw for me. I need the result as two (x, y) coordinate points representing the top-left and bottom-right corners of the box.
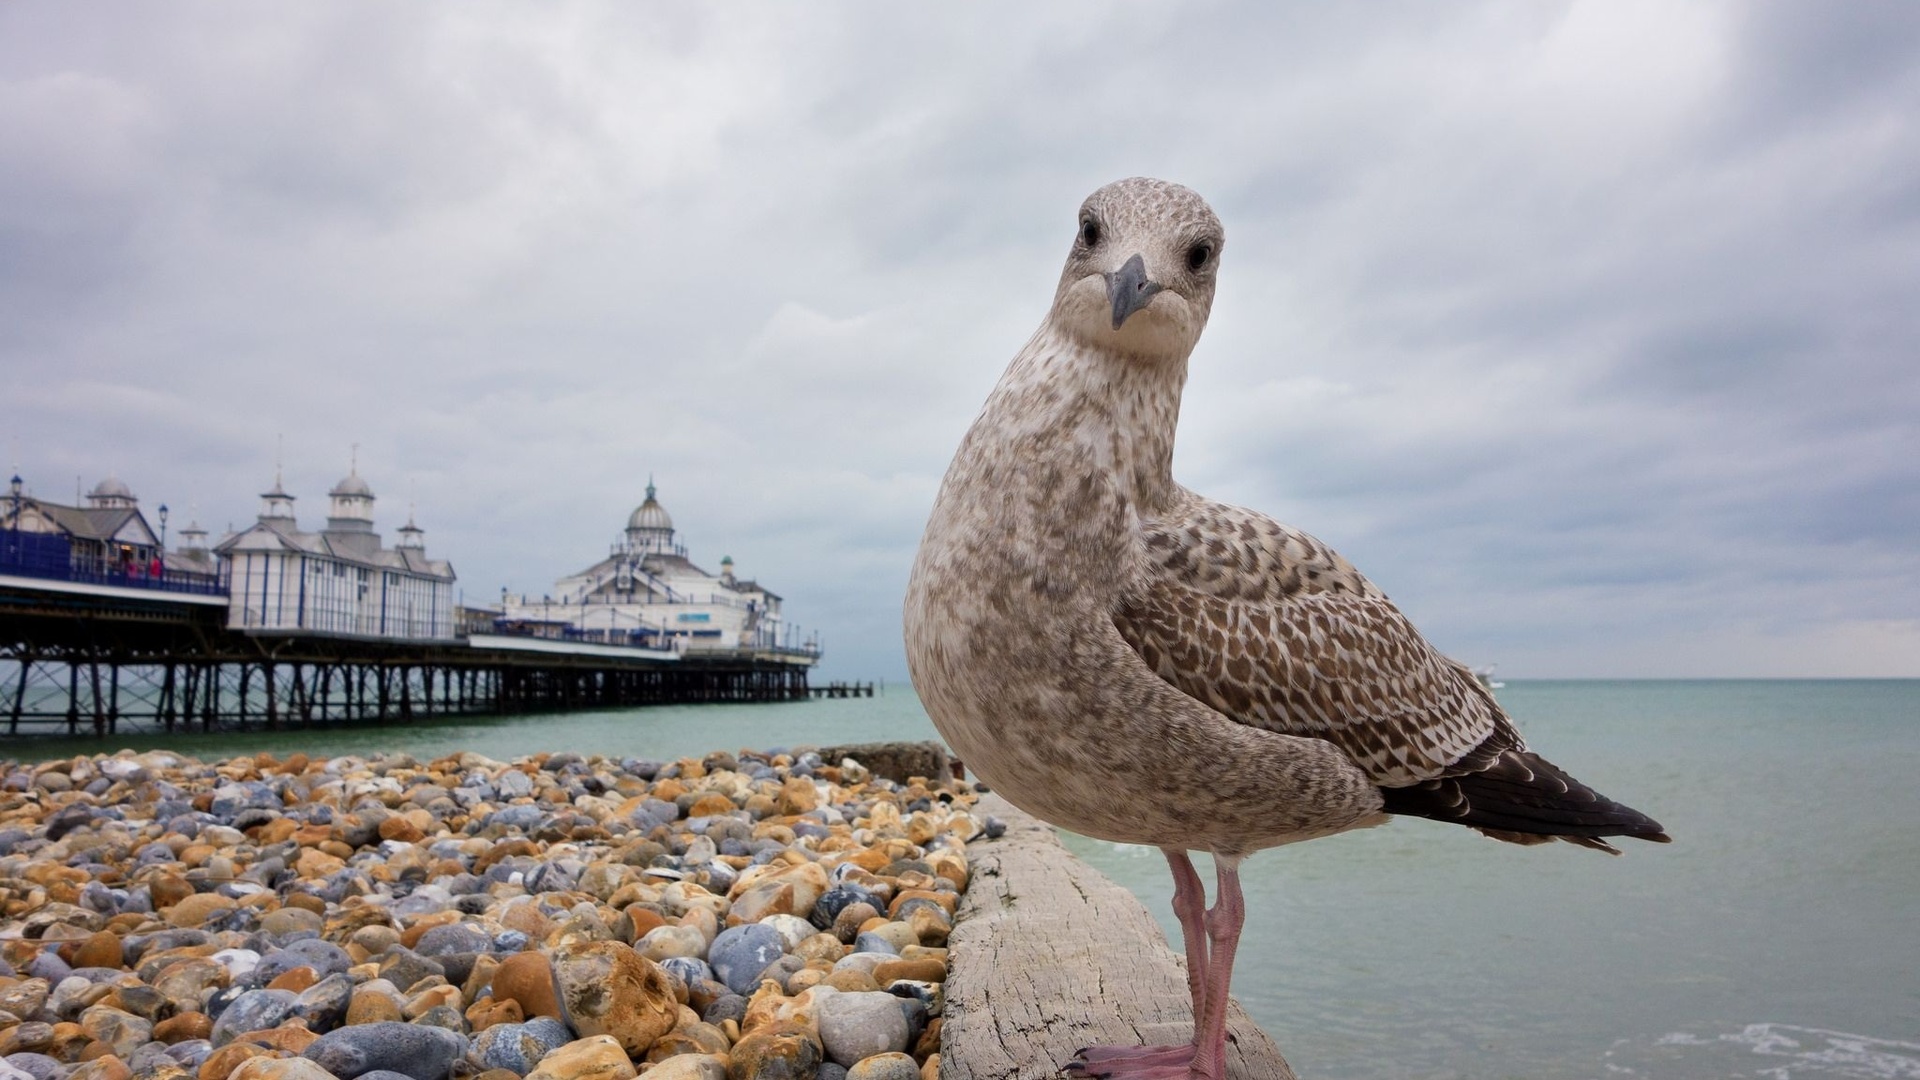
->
(1064, 1044), (1197, 1079)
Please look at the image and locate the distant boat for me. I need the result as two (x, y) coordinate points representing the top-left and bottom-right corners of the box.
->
(1472, 665), (1506, 691)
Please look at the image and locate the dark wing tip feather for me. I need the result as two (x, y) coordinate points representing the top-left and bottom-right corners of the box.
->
(1380, 748), (1669, 853)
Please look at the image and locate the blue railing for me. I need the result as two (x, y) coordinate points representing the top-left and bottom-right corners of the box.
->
(0, 531), (228, 598)
(556, 624), (674, 650)
(481, 618), (673, 651)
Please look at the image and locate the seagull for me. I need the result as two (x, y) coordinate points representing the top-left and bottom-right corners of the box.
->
(904, 177), (1669, 1080)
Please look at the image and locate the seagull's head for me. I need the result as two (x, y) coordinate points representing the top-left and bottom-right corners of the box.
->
(1051, 177), (1224, 361)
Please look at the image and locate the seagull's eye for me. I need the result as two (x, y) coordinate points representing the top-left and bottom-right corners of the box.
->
(1187, 242), (1214, 272)
(1080, 217), (1100, 247)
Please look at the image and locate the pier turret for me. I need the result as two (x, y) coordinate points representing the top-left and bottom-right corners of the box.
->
(326, 470), (375, 530)
(396, 512), (425, 551)
(87, 476), (137, 510)
(259, 482), (295, 522)
(165, 517), (219, 577)
(624, 479), (676, 556)
(324, 465), (380, 558)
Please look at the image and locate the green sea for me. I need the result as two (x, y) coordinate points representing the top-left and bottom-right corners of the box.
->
(8, 679), (1916, 1080)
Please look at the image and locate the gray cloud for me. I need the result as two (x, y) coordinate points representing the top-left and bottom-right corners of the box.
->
(3, 1), (1916, 679)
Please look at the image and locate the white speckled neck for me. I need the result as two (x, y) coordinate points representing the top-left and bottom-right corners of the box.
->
(968, 324), (1188, 522)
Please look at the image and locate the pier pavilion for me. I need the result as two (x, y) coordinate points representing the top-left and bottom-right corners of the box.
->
(1, 475), (175, 585)
(216, 467), (456, 640)
(499, 481), (808, 656)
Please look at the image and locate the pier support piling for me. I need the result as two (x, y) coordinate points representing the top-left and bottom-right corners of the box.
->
(1, 626), (816, 737)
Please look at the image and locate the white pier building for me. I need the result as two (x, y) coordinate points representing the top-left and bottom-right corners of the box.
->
(500, 481), (804, 657)
(216, 467), (457, 640)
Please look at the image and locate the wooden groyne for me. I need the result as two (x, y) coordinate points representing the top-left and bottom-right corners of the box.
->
(942, 793), (1295, 1080)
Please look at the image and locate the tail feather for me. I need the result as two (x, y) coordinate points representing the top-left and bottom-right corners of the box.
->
(1380, 749), (1670, 853)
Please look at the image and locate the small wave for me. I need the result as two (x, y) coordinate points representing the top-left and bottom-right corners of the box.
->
(1626, 1023), (1920, 1079)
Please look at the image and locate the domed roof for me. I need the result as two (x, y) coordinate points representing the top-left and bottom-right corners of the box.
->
(89, 476), (134, 500)
(330, 471), (374, 498)
(626, 480), (673, 533)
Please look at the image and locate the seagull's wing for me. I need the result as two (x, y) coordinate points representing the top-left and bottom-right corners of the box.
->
(1115, 493), (1671, 849)
(1114, 492), (1514, 787)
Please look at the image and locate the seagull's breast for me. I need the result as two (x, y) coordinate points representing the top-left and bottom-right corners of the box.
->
(907, 342), (1144, 759)
(907, 327), (1388, 854)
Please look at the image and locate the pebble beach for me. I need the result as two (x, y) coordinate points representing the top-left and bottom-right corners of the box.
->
(0, 745), (992, 1080)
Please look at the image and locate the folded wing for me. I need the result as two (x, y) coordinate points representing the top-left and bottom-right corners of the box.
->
(1114, 492), (1669, 851)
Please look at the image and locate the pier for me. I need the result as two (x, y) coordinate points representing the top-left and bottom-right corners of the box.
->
(0, 572), (815, 738)
(808, 681), (875, 698)
(0, 468), (846, 740)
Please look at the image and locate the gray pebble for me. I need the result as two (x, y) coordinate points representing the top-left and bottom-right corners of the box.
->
(291, 972), (354, 1031)
(25, 952), (70, 984)
(376, 948), (445, 993)
(302, 1021), (467, 1080)
(708, 923), (787, 996)
(414, 924), (490, 958)
(210, 988), (298, 1046)
(3, 1055), (61, 1080)
(166, 1040), (213, 1068)
(816, 989), (911, 1068)
(411, 1005), (468, 1034)
(487, 806), (545, 832)
(658, 956), (713, 988)
(466, 1018), (570, 1075)
(896, 996), (929, 1045)
(701, 994), (749, 1028)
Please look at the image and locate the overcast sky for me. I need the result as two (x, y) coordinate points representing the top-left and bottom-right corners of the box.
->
(4, 2), (1916, 680)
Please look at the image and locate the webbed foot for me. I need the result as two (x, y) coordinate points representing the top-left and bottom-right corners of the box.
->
(1063, 1043), (1196, 1079)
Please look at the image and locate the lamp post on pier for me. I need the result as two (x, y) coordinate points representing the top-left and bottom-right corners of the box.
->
(6, 474), (20, 565)
(158, 503), (169, 551)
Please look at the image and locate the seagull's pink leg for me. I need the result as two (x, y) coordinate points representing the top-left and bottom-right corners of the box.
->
(1065, 850), (1208, 1077)
(1189, 856), (1247, 1080)
(1165, 849), (1212, 1023)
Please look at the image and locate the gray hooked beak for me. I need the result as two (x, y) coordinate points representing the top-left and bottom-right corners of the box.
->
(1104, 253), (1163, 330)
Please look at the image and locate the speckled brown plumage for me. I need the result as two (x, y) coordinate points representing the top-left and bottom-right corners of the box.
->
(1113, 494), (1516, 786)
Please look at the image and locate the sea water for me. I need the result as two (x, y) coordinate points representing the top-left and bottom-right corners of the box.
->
(10, 679), (1916, 1080)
